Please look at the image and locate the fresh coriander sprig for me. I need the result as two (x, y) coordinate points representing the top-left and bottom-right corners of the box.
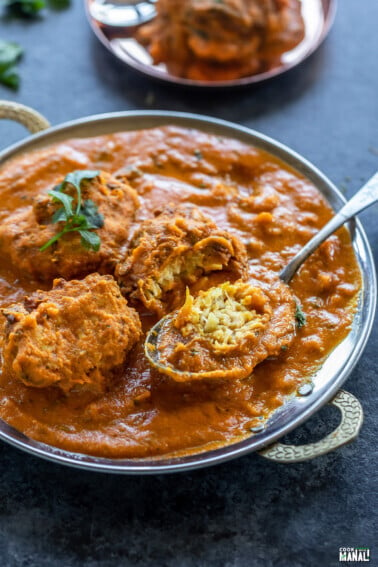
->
(0, 40), (23, 89)
(40, 170), (104, 253)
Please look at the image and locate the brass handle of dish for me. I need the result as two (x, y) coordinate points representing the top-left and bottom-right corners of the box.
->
(0, 101), (50, 133)
(258, 390), (363, 463)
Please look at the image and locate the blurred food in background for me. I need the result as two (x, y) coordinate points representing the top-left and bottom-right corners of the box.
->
(138, 0), (305, 80)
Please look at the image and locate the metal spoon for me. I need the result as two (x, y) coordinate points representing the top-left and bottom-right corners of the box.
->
(145, 172), (378, 373)
(89, 0), (156, 28)
(280, 172), (378, 283)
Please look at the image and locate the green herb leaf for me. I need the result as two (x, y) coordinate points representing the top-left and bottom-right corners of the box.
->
(39, 229), (65, 252)
(40, 170), (102, 252)
(0, 40), (23, 68)
(0, 40), (23, 90)
(81, 199), (104, 229)
(64, 169), (99, 214)
(71, 214), (88, 228)
(0, 66), (19, 88)
(52, 208), (68, 223)
(295, 301), (306, 328)
(48, 189), (74, 218)
(79, 230), (101, 252)
(3, 0), (45, 18)
(64, 170), (99, 191)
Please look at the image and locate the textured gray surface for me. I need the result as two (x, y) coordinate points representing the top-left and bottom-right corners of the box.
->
(0, 1), (377, 566)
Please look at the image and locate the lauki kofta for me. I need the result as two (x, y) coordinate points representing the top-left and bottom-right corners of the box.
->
(0, 170), (139, 282)
(1, 274), (141, 395)
(148, 272), (296, 382)
(116, 204), (248, 316)
(0, 126), (361, 459)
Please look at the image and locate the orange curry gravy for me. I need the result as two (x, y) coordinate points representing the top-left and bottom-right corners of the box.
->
(0, 127), (361, 458)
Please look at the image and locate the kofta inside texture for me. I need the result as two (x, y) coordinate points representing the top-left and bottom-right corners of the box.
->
(116, 204), (248, 316)
(0, 171), (139, 282)
(151, 274), (296, 381)
(1, 274), (142, 395)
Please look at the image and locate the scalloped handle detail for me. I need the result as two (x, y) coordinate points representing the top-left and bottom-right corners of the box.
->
(259, 390), (363, 463)
(0, 101), (50, 134)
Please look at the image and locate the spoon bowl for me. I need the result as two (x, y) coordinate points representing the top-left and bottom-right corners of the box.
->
(145, 314), (213, 381)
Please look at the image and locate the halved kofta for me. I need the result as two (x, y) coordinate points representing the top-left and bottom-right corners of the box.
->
(1, 273), (142, 395)
(116, 204), (248, 316)
(147, 269), (296, 381)
(0, 170), (139, 282)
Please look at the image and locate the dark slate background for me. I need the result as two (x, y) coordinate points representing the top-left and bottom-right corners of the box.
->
(0, 1), (377, 565)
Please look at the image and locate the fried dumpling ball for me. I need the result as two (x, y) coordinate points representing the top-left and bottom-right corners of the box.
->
(1, 274), (142, 395)
(147, 272), (296, 382)
(116, 205), (248, 317)
(138, 0), (305, 81)
(0, 171), (139, 283)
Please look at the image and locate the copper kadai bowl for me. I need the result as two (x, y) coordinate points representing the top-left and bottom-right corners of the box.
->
(0, 101), (375, 474)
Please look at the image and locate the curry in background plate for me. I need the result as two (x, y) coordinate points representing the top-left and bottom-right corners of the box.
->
(138, 0), (305, 81)
(0, 126), (360, 458)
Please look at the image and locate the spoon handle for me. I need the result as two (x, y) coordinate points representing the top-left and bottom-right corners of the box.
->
(280, 172), (378, 284)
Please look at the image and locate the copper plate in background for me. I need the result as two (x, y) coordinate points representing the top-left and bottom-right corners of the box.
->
(85, 0), (337, 88)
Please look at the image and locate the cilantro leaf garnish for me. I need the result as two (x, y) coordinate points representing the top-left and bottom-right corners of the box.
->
(81, 198), (104, 228)
(79, 230), (101, 251)
(295, 301), (306, 328)
(3, 0), (45, 18)
(40, 170), (104, 253)
(48, 189), (74, 218)
(0, 40), (23, 89)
